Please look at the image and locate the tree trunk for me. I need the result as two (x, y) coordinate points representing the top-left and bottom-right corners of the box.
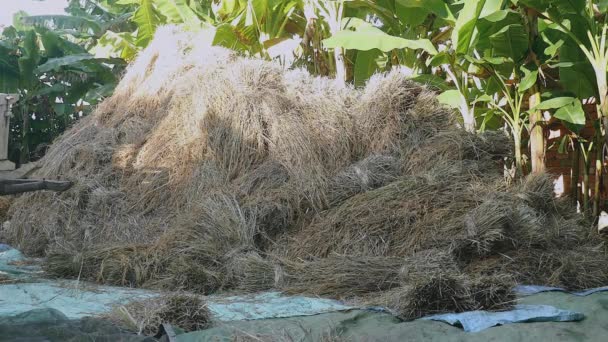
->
(583, 152), (590, 214)
(594, 132), (603, 216)
(526, 9), (545, 173)
(594, 151), (602, 216)
(329, 1), (345, 84)
(19, 105), (29, 165)
(593, 33), (608, 215)
(514, 130), (524, 178)
(462, 110), (476, 132)
(571, 141), (580, 206)
(597, 69), (608, 148)
(603, 116), (608, 148)
(459, 92), (475, 132)
(333, 47), (346, 83)
(528, 86), (545, 173)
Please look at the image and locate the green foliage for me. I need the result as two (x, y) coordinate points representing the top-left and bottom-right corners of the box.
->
(519, 66), (538, 93)
(452, 0), (503, 55)
(323, 26), (437, 54)
(1, 19), (125, 164)
(133, 0), (163, 47)
(353, 49), (384, 87)
(534, 97), (578, 111)
(553, 100), (586, 126)
(156, 0), (200, 23)
(489, 24), (529, 62)
(97, 31), (138, 60)
(396, 0), (454, 22)
(21, 15), (103, 37)
(437, 89), (463, 109)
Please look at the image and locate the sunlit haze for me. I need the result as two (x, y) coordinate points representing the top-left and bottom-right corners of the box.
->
(0, 0), (67, 29)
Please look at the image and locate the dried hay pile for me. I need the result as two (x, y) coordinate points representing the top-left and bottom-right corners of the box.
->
(108, 293), (210, 335)
(2, 25), (607, 321)
(0, 197), (12, 223)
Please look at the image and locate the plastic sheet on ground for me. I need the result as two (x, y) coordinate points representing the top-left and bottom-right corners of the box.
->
(515, 284), (608, 296)
(0, 281), (157, 319)
(1, 244), (604, 340)
(1, 245), (354, 321)
(0, 243), (42, 280)
(175, 292), (608, 341)
(1, 245), (156, 319)
(420, 304), (585, 332)
(0, 308), (150, 341)
(207, 291), (353, 321)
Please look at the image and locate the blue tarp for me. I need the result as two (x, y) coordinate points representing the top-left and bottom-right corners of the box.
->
(0, 246), (42, 279)
(0, 282), (156, 319)
(208, 292), (352, 321)
(421, 304), (585, 332)
(515, 284), (608, 296)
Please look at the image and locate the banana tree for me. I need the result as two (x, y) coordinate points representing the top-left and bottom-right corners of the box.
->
(474, 53), (586, 178)
(212, 0), (306, 62)
(321, 1), (442, 80)
(34, 0), (207, 58)
(436, 1), (587, 178)
(1, 26), (124, 163)
(321, 0), (524, 135)
(437, 0), (498, 131)
(358, 0), (505, 132)
(521, 1), (603, 123)
(304, 0), (346, 81)
(22, 0), (136, 40)
(519, 0), (608, 213)
(547, 96), (596, 214)
(475, 70), (530, 177)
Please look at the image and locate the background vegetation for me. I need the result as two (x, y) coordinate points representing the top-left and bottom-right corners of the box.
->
(1, 0), (607, 214)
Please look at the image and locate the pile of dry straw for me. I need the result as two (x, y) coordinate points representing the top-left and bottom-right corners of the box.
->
(3, 25), (607, 320)
(108, 293), (210, 335)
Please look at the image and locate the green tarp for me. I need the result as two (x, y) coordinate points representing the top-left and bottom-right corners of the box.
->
(3, 244), (608, 341)
(175, 292), (608, 341)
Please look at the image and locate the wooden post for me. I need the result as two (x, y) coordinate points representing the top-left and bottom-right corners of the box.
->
(0, 94), (19, 171)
